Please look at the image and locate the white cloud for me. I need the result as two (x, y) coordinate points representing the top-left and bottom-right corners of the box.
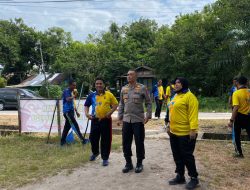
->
(0, 0), (216, 41)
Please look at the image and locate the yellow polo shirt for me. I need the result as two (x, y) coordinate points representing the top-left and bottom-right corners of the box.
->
(168, 91), (199, 136)
(166, 84), (175, 103)
(232, 88), (250, 115)
(95, 91), (118, 119)
(158, 86), (164, 100)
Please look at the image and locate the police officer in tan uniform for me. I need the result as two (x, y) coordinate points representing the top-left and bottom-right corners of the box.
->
(118, 69), (152, 173)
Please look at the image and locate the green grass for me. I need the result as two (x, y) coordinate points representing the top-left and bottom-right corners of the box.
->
(0, 134), (122, 189)
(150, 96), (229, 113)
(196, 141), (250, 190)
(198, 96), (228, 112)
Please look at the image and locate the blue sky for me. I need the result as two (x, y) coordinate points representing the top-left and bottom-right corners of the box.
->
(0, 0), (217, 41)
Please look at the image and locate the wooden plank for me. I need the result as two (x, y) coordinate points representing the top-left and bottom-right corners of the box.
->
(56, 100), (61, 138)
(17, 91), (22, 135)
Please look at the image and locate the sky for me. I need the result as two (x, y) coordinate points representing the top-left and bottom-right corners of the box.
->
(0, 0), (217, 41)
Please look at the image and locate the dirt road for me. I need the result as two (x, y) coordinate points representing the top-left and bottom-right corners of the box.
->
(18, 136), (204, 190)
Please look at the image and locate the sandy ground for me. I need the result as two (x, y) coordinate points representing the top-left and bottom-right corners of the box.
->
(17, 137), (204, 190)
(0, 111), (231, 125)
(0, 115), (18, 127)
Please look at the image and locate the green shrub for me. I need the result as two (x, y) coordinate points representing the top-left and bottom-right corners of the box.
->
(0, 77), (7, 88)
(39, 83), (62, 98)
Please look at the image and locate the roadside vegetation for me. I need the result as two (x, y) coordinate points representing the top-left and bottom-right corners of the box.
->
(0, 134), (121, 189)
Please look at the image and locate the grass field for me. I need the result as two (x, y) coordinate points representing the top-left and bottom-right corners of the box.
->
(196, 141), (250, 190)
(0, 134), (122, 189)
(1, 133), (250, 190)
(198, 96), (229, 112)
(150, 96), (229, 113)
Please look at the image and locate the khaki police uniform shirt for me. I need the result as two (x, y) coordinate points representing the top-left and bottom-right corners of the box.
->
(118, 83), (152, 123)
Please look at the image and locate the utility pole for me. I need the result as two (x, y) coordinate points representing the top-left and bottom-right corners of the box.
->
(36, 40), (49, 98)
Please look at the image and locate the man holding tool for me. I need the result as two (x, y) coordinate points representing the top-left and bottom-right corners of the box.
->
(61, 79), (87, 146)
(84, 77), (118, 166)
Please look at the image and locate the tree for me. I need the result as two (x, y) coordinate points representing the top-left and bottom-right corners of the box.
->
(0, 77), (7, 88)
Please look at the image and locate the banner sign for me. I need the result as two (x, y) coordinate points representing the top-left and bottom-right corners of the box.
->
(20, 99), (90, 133)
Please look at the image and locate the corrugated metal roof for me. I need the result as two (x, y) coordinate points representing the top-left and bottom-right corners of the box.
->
(10, 73), (63, 87)
(48, 73), (60, 82)
(29, 73), (50, 86)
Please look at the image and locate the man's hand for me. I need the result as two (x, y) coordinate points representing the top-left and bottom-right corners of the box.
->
(227, 120), (233, 128)
(66, 96), (74, 101)
(73, 89), (78, 97)
(76, 111), (80, 118)
(165, 122), (170, 136)
(167, 128), (170, 136)
(86, 114), (93, 120)
(190, 130), (197, 140)
(117, 119), (122, 126)
(105, 112), (112, 119)
(144, 117), (149, 124)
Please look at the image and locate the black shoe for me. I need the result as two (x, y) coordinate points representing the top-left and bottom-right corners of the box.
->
(135, 163), (143, 173)
(89, 153), (99, 161)
(186, 177), (199, 190)
(82, 139), (90, 145)
(122, 163), (134, 173)
(233, 153), (244, 158)
(60, 141), (66, 146)
(169, 174), (186, 185)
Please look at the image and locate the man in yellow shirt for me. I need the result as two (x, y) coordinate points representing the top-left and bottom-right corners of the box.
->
(166, 77), (199, 190)
(164, 80), (176, 127)
(84, 77), (118, 166)
(152, 79), (164, 119)
(165, 80), (176, 103)
(228, 76), (250, 158)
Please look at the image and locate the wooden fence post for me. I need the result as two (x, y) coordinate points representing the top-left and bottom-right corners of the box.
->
(17, 91), (22, 135)
(56, 99), (61, 138)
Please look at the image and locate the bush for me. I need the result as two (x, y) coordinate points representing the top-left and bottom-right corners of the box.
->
(39, 83), (62, 98)
(0, 77), (7, 88)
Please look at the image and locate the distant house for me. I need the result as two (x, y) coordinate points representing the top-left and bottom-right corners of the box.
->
(9, 73), (66, 90)
(117, 66), (157, 92)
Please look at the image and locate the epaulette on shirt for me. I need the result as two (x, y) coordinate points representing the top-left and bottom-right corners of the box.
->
(123, 85), (129, 93)
(135, 83), (143, 93)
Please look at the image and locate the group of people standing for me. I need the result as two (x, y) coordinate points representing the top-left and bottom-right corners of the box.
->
(60, 70), (249, 190)
(152, 79), (176, 119)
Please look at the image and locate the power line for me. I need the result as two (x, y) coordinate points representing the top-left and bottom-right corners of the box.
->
(0, 8), (205, 21)
(0, 0), (211, 21)
(0, 0), (212, 4)
(0, 0), (148, 3)
(0, 11), (181, 20)
(0, 0), (98, 3)
(0, 3), (205, 10)
(0, 2), (205, 13)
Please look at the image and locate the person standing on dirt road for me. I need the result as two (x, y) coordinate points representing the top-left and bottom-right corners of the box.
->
(227, 76), (250, 158)
(152, 79), (164, 119)
(165, 80), (176, 127)
(61, 79), (87, 146)
(118, 69), (152, 174)
(228, 77), (238, 109)
(166, 77), (199, 190)
(84, 77), (118, 166)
